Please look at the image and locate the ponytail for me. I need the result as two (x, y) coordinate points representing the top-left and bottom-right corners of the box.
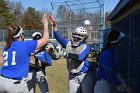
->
(5, 27), (13, 50)
(5, 25), (21, 50)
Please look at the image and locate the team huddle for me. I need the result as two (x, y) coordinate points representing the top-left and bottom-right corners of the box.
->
(0, 13), (133, 93)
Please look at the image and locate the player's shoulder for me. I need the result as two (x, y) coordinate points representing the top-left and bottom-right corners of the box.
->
(81, 43), (90, 49)
(101, 49), (112, 57)
(24, 40), (38, 45)
(86, 44), (90, 47)
(24, 40), (36, 42)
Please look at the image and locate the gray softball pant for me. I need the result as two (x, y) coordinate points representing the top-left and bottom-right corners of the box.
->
(27, 70), (49, 93)
(0, 75), (28, 93)
(94, 79), (117, 93)
(68, 71), (94, 93)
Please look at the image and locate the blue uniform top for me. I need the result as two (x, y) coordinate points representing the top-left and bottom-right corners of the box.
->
(96, 48), (122, 85)
(1, 40), (37, 80)
(54, 31), (90, 73)
(35, 51), (52, 66)
(34, 51), (52, 70)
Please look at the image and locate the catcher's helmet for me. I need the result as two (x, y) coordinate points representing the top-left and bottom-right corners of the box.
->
(72, 26), (88, 47)
(32, 32), (42, 40)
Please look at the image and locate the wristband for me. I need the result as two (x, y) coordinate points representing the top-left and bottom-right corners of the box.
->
(44, 24), (48, 26)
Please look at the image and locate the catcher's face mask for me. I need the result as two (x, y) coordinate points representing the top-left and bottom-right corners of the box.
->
(72, 27), (87, 47)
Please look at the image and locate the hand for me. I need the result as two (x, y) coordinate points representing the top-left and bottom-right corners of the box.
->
(49, 15), (56, 27)
(62, 49), (68, 58)
(30, 55), (35, 65)
(30, 49), (40, 56)
(126, 86), (134, 93)
(42, 13), (49, 26)
(116, 80), (127, 92)
(35, 49), (40, 53)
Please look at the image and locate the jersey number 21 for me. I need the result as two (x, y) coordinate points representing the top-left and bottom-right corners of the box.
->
(3, 51), (16, 66)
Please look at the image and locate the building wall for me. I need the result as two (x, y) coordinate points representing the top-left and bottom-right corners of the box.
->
(112, 9), (140, 93)
(112, 1), (140, 23)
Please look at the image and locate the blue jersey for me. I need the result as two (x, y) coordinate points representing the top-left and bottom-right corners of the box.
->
(54, 31), (90, 73)
(35, 51), (52, 66)
(1, 40), (37, 79)
(96, 48), (122, 85)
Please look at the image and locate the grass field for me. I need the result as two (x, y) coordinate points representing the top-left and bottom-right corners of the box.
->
(35, 57), (68, 93)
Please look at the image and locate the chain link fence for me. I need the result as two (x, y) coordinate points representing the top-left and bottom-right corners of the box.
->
(0, 30), (54, 49)
(51, 0), (105, 47)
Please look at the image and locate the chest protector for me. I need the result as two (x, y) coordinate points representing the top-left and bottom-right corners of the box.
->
(66, 41), (87, 74)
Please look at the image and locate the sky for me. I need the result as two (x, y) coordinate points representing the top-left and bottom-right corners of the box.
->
(10, 0), (120, 12)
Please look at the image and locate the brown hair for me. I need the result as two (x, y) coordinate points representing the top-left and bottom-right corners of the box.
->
(106, 29), (120, 44)
(5, 25), (21, 50)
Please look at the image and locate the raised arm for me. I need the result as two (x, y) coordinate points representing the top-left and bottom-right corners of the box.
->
(48, 15), (57, 32)
(36, 13), (49, 49)
(49, 15), (69, 48)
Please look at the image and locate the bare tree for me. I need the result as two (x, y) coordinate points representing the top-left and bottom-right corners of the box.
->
(8, 1), (24, 25)
(105, 12), (111, 29)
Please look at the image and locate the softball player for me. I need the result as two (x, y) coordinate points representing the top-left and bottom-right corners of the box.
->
(27, 32), (52, 93)
(94, 30), (127, 93)
(49, 18), (94, 93)
(0, 13), (50, 93)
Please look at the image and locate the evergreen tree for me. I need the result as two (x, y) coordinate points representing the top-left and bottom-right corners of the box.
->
(21, 7), (42, 30)
(0, 0), (12, 29)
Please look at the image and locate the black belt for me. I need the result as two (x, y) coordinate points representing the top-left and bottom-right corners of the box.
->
(13, 81), (21, 84)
